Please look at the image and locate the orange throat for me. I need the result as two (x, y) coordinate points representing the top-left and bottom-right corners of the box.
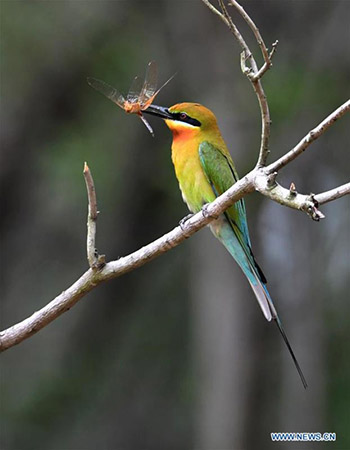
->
(165, 119), (199, 143)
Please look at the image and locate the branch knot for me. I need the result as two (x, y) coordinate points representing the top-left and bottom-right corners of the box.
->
(266, 171), (278, 188)
(303, 195), (325, 221)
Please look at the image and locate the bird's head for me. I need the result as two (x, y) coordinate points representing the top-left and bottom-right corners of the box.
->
(143, 102), (220, 137)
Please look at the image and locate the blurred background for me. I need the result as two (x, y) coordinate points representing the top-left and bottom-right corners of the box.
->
(1, 1), (349, 449)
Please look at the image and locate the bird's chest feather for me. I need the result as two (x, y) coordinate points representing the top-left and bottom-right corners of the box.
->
(171, 139), (215, 213)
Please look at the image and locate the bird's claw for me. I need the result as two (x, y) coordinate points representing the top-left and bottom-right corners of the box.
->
(201, 203), (211, 218)
(179, 213), (194, 230)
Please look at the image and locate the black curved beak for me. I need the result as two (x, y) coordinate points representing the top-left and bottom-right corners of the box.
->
(143, 104), (173, 120)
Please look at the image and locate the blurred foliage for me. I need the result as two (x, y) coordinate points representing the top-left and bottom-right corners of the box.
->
(1, 1), (349, 449)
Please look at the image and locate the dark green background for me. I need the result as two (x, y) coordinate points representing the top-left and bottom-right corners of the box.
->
(1, 1), (349, 449)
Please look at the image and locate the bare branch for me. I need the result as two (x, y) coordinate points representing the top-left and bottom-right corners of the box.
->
(268, 99), (350, 174)
(83, 162), (105, 269)
(314, 182), (350, 205)
(0, 270), (100, 352)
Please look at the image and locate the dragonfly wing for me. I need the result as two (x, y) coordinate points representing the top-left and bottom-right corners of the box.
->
(87, 77), (125, 108)
(127, 75), (143, 102)
(142, 71), (176, 110)
(140, 61), (158, 104)
(154, 72), (176, 98)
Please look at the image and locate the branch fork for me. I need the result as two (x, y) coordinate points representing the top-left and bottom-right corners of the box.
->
(253, 168), (329, 221)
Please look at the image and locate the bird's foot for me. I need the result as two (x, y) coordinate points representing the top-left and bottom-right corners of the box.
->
(201, 203), (219, 220)
(201, 203), (211, 218)
(179, 213), (194, 230)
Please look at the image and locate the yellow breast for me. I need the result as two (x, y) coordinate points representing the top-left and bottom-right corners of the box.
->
(170, 133), (216, 213)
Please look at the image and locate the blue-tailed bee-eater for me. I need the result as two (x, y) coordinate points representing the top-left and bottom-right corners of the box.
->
(143, 102), (307, 388)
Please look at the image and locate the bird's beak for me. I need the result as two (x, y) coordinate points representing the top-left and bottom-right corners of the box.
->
(143, 104), (174, 120)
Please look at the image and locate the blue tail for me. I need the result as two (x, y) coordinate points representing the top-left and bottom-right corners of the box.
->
(210, 218), (307, 389)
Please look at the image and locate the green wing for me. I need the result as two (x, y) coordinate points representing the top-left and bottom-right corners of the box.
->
(199, 141), (266, 283)
(199, 141), (249, 240)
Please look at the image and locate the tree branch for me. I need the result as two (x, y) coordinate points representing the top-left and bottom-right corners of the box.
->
(314, 182), (350, 205)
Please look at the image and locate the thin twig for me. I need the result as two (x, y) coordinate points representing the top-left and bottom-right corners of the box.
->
(83, 162), (97, 268)
(229, 0), (270, 66)
(267, 99), (350, 174)
(83, 162), (105, 269)
(201, 0), (231, 27)
(83, 162), (98, 220)
(253, 40), (279, 80)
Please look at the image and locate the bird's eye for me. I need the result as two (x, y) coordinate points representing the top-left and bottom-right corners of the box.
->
(179, 113), (187, 120)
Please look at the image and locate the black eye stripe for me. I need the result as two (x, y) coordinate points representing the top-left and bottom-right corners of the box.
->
(173, 112), (201, 127)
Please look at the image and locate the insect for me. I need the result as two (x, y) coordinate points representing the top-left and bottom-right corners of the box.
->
(87, 61), (174, 136)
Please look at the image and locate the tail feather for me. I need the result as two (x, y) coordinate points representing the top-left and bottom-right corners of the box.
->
(249, 269), (308, 389)
(274, 317), (308, 389)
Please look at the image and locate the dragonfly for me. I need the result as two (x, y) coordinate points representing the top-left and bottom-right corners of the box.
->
(87, 61), (174, 136)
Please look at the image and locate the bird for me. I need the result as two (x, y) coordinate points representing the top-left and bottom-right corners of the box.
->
(143, 102), (307, 388)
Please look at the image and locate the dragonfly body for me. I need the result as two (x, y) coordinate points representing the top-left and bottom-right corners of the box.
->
(124, 103), (142, 114)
